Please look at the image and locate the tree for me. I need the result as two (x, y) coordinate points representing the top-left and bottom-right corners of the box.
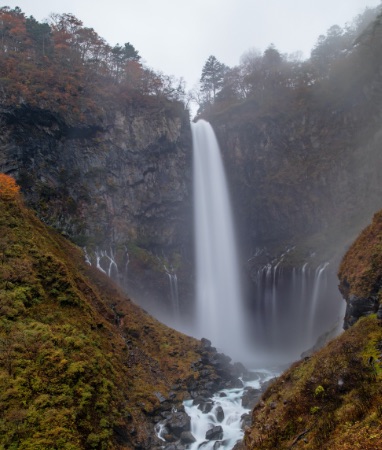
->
(200, 55), (227, 102)
(111, 42), (140, 80)
(25, 16), (52, 57)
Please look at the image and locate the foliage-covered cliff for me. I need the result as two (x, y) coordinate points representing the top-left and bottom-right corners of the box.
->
(0, 7), (193, 316)
(244, 316), (382, 450)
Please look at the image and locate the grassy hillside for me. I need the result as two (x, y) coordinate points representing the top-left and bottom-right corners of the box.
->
(0, 183), (202, 449)
(244, 315), (382, 449)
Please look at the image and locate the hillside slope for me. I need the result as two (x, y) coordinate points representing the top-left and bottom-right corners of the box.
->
(0, 185), (234, 449)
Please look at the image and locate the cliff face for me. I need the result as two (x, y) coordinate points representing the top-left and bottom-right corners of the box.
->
(0, 102), (193, 313)
(208, 90), (382, 267)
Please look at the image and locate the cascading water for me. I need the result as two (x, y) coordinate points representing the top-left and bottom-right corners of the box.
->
(192, 119), (246, 357)
(164, 265), (180, 320)
(248, 251), (345, 361)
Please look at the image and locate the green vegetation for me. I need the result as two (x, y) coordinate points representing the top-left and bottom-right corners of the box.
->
(0, 187), (202, 449)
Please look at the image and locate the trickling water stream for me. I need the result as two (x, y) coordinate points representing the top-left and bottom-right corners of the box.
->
(192, 119), (246, 357)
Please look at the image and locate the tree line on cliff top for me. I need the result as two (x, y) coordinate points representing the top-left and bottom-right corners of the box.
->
(193, 5), (381, 116)
(0, 6), (186, 123)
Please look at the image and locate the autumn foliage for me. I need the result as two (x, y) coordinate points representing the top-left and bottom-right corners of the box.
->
(0, 173), (20, 200)
(0, 7), (185, 124)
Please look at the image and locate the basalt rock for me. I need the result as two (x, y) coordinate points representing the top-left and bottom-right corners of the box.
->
(0, 103), (193, 314)
(164, 411), (191, 438)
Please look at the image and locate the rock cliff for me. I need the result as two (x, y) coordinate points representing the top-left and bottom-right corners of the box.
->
(0, 102), (193, 316)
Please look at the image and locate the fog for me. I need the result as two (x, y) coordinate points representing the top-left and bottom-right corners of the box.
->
(4, 0), (380, 92)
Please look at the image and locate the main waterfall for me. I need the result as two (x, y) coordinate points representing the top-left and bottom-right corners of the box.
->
(192, 120), (246, 356)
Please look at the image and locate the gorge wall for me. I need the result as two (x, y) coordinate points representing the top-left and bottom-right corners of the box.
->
(0, 102), (193, 318)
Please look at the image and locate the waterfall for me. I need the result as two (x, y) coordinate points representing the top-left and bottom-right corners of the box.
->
(309, 262), (329, 342)
(95, 249), (119, 278)
(192, 119), (246, 356)
(249, 255), (344, 360)
(164, 265), (180, 319)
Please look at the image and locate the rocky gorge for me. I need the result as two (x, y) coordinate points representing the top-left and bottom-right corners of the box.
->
(1, 5), (382, 449)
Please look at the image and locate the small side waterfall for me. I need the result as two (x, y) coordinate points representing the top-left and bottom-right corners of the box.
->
(164, 265), (180, 319)
(192, 119), (246, 356)
(84, 247), (129, 284)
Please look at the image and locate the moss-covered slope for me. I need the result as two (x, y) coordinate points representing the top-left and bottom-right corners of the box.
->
(244, 316), (382, 449)
(0, 192), (202, 449)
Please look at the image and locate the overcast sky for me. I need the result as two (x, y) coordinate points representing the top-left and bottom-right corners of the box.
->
(3, 0), (381, 90)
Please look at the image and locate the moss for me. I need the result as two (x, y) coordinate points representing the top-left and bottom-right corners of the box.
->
(0, 196), (203, 448)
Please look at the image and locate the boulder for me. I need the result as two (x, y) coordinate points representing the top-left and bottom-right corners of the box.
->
(206, 425), (224, 441)
(198, 401), (214, 414)
(165, 412), (191, 437)
(215, 405), (224, 422)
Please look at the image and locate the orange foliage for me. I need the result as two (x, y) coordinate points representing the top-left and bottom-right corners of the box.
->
(0, 174), (20, 200)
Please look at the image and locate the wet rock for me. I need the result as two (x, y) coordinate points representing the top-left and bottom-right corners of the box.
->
(215, 405), (224, 422)
(206, 425), (224, 441)
(344, 294), (379, 328)
(201, 338), (212, 349)
(198, 401), (214, 414)
(164, 444), (185, 450)
(154, 392), (166, 403)
(180, 431), (196, 444)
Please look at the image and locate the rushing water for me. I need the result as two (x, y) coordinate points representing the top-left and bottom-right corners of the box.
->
(192, 119), (246, 357)
(183, 369), (277, 450)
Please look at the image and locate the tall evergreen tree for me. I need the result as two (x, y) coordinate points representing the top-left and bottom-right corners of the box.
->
(200, 55), (227, 101)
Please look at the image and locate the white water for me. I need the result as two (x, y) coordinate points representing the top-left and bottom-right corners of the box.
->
(192, 119), (246, 356)
(183, 369), (277, 450)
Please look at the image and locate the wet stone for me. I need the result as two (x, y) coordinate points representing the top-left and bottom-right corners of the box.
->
(206, 425), (224, 441)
